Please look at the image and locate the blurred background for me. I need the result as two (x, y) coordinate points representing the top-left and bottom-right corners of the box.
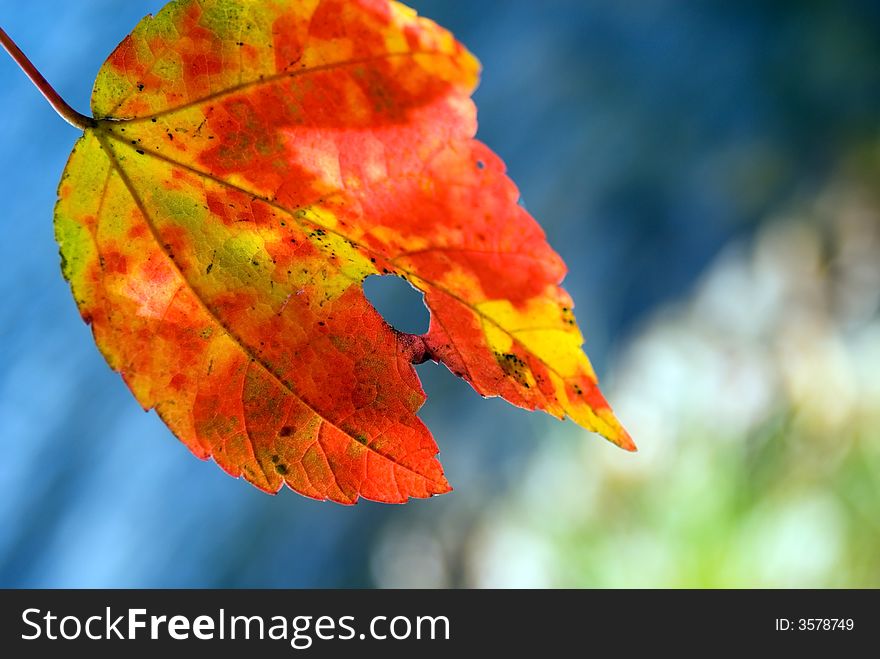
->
(1, 0), (879, 587)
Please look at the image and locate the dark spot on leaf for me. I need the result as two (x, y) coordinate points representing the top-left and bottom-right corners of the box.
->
(275, 463), (288, 475)
(279, 426), (293, 437)
(495, 351), (531, 387)
(270, 454), (280, 464)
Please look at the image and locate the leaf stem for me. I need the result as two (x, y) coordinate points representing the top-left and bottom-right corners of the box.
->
(0, 25), (94, 131)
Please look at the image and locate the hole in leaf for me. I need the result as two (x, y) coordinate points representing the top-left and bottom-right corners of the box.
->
(363, 274), (429, 335)
(476, 159), (485, 169)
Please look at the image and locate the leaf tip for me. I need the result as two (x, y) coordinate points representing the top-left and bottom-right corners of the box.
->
(599, 413), (637, 452)
(613, 429), (638, 452)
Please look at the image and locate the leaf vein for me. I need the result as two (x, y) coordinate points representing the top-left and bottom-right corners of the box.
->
(98, 130), (581, 407)
(110, 50), (456, 123)
(94, 131), (441, 489)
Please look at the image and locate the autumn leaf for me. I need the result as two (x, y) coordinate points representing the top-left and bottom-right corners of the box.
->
(48, 0), (633, 504)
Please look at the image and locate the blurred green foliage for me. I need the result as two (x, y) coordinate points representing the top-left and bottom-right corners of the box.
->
(451, 147), (880, 588)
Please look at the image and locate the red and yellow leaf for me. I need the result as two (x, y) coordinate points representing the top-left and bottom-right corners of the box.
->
(54, 0), (633, 504)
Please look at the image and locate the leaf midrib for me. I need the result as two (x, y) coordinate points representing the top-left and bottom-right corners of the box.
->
(93, 130), (444, 490)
